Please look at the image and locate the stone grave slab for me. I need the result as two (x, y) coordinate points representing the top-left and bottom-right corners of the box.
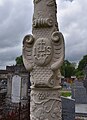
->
(71, 80), (87, 104)
(11, 75), (21, 103)
(61, 97), (75, 120)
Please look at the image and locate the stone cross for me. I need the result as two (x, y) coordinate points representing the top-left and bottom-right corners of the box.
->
(22, 0), (65, 119)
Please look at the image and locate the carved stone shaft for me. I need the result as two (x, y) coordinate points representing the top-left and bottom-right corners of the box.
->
(22, 0), (65, 119)
(30, 88), (62, 120)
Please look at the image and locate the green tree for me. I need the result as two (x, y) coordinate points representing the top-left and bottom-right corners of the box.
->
(78, 55), (87, 71)
(15, 55), (23, 65)
(74, 55), (87, 78)
(61, 60), (75, 78)
(75, 69), (84, 78)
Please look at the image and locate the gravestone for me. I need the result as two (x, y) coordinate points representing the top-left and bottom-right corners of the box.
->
(71, 80), (87, 104)
(75, 104), (87, 117)
(6, 65), (29, 108)
(61, 97), (75, 120)
(22, 0), (65, 119)
(11, 75), (21, 103)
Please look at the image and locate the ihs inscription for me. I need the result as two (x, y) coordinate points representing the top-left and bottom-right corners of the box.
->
(32, 38), (52, 66)
(34, 40), (51, 57)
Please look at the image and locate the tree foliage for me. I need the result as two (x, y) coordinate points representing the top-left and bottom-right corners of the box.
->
(61, 60), (75, 78)
(61, 55), (87, 78)
(15, 55), (23, 65)
(75, 69), (84, 78)
(75, 55), (87, 78)
(78, 55), (87, 71)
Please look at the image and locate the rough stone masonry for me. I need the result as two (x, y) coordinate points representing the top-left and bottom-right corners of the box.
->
(22, 0), (65, 119)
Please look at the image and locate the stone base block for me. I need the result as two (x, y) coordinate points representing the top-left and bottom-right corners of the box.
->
(30, 87), (62, 120)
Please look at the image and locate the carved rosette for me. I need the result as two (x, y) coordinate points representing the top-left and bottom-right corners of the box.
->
(23, 0), (64, 120)
(30, 88), (62, 120)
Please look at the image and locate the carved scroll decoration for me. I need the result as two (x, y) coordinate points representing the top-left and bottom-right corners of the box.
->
(33, 18), (53, 28)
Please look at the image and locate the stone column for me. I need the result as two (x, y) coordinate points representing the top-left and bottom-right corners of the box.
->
(23, 0), (65, 120)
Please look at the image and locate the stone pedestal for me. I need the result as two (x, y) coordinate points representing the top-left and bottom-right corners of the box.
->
(30, 87), (62, 120)
(23, 0), (65, 119)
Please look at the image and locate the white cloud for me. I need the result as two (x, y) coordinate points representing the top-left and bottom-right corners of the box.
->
(0, 0), (87, 69)
(0, 0), (4, 6)
(57, 0), (87, 62)
(0, 0), (33, 69)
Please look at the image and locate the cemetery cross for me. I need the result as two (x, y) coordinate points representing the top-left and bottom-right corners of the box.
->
(22, 0), (65, 119)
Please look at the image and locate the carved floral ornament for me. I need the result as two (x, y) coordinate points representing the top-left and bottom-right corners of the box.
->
(38, 92), (49, 100)
(30, 90), (61, 120)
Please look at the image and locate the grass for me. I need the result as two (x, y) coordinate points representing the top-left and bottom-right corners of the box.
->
(61, 91), (71, 97)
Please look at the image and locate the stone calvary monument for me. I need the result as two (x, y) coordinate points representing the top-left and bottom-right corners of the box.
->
(22, 0), (65, 120)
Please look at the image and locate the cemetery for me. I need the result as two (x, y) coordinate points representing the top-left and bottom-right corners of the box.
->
(0, 0), (87, 120)
(0, 65), (87, 119)
(0, 66), (87, 119)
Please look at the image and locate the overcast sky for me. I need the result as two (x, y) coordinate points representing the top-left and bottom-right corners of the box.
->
(0, 0), (87, 69)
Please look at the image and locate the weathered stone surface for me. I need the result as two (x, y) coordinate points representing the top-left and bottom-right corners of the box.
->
(23, 0), (65, 119)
